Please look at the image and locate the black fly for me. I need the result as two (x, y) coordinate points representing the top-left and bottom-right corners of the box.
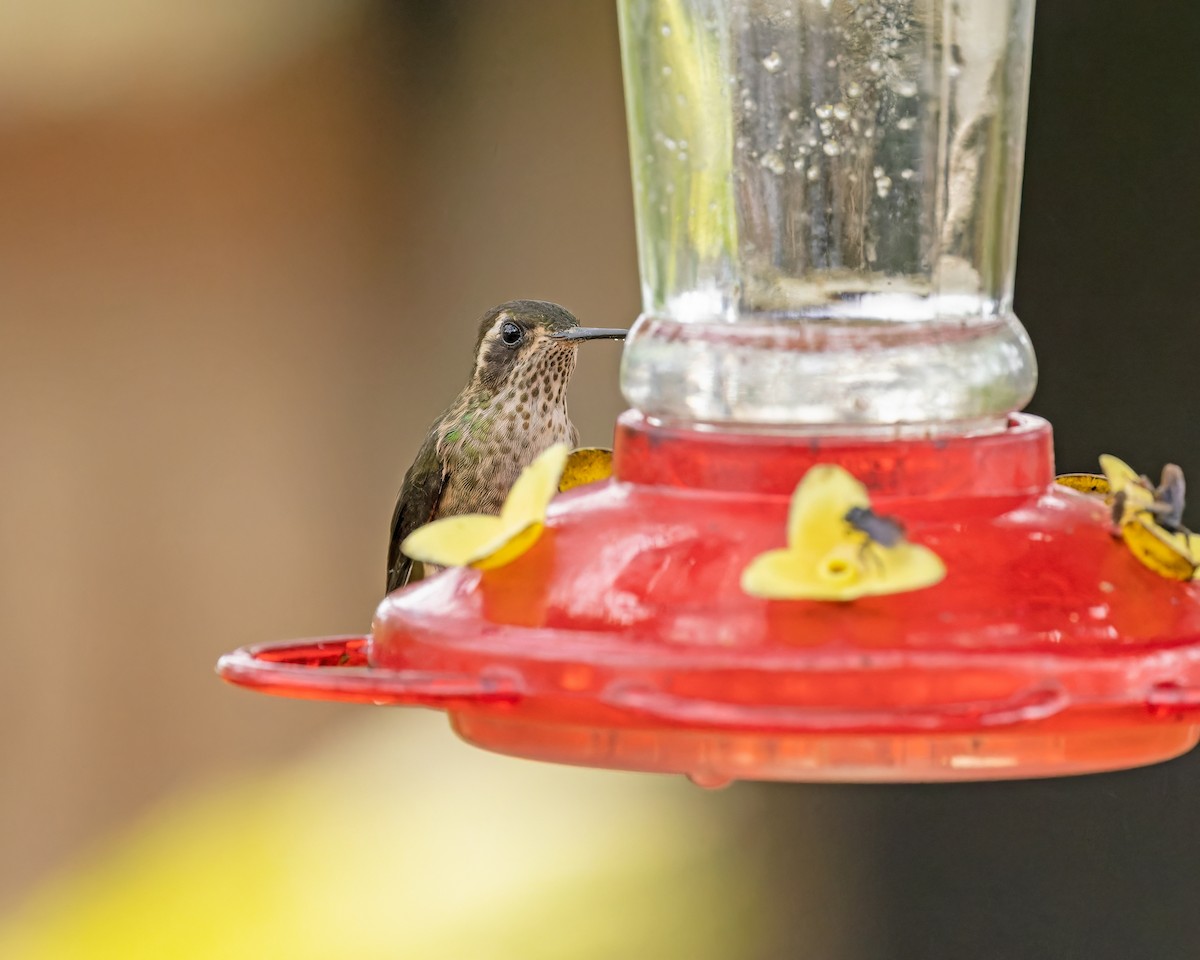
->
(1152, 464), (1187, 532)
(844, 506), (906, 549)
(1111, 463), (1187, 533)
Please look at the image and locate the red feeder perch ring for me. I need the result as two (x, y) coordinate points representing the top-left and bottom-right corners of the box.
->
(218, 413), (1200, 785)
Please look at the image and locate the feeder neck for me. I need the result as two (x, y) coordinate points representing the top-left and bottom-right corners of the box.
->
(611, 410), (1053, 499)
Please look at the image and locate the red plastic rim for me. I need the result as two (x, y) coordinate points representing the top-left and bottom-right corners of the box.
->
(216, 636), (521, 707)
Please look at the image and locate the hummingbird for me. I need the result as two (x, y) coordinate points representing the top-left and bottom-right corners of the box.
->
(385, 300), (627, 592)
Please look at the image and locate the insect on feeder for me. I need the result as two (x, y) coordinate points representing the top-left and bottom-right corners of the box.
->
(219, 0), (1200, 785)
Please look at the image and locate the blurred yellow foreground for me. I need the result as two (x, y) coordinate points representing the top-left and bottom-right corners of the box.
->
(0, 715), (762, 959)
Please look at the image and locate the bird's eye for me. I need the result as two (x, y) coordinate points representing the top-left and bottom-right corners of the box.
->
(500, 321), (523, 346)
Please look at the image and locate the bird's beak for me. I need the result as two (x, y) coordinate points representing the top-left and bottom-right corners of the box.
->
(551, 327), (628, 342)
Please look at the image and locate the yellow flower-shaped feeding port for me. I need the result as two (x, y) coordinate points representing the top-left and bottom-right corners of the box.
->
(741, 464), (946, 602)
(401, 444), (569, 572)
(558, 447), (613, 492)
(1054, 473), (1110, 496)
(1098, 454), (1200, 581)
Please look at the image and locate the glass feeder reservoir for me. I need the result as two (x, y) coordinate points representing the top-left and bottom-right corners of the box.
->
(618, 0), (1036, 428)
(219, 0), (1200, 786)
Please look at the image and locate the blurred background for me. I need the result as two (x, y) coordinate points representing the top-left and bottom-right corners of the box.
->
(1, 1), (1198, 957)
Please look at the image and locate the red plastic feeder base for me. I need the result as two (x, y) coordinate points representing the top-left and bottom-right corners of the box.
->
(219, 413), (1200, 785)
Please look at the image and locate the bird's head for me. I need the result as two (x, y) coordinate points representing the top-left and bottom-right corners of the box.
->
(468, 300), (626, 394)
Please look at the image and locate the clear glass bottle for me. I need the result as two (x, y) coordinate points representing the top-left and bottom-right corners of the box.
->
(617, 0), (1038, 430)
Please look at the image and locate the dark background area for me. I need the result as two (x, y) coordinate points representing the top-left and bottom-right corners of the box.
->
(2, 1), (1198, 956)
(1019, 1), (1200, 481)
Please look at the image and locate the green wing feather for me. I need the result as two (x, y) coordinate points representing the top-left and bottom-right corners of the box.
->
(386, 431), (448, 593)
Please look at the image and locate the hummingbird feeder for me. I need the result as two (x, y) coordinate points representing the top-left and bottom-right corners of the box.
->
(219, 0), (1200, 785)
